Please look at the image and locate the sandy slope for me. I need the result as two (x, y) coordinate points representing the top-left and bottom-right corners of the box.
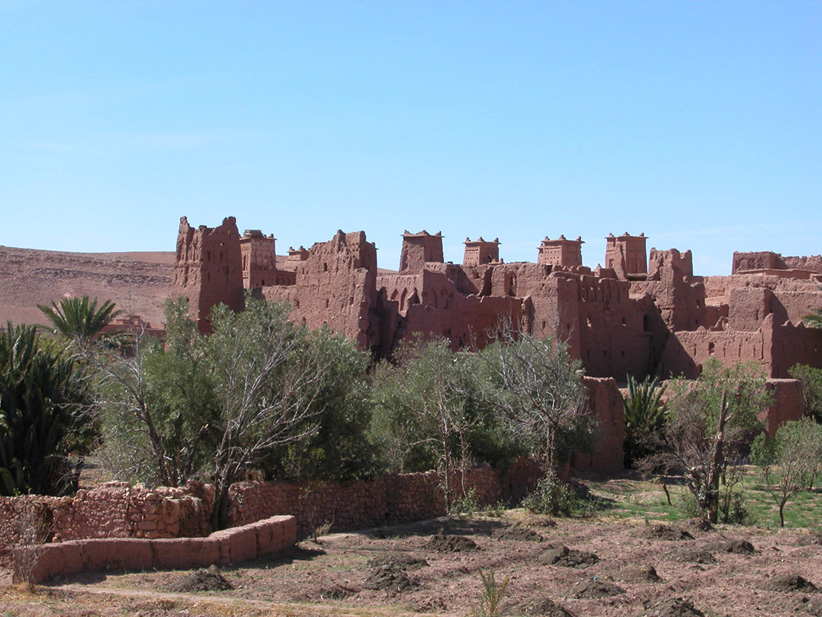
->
(0, 246), (175, 327)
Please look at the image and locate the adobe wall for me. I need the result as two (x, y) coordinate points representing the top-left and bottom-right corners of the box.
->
(767, 319), (822, 377)
(733, 251), (822, 275)
(12, 515), (296, 585)
(659, 326), (768, 379)
(263, 230), (380, 350)
(762, 380), (804, 435)
(399, 231), (444, 272)
(226, 463), (530, 534)
(634, 248), (709, 332)
(574, 377), (625, 472)
(174, 216), (244, 331)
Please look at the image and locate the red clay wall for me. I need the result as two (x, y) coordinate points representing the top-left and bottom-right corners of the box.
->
(226, 461), (541, 535)
(264, 230), (380, 350)
(762, 379), (805, 436)
(174, 216), (244, 331)
(575, 377), (625, 473)
(12, 515), (296, 584)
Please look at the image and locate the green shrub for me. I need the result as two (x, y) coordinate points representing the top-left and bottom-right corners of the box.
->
(522, 473), (578, 517)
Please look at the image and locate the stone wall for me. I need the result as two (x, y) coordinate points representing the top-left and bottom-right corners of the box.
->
(226, 461), (541, 535)
(0, 482), (211, 564)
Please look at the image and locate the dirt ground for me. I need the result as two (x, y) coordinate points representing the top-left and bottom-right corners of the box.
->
(2, 511), (822, 617)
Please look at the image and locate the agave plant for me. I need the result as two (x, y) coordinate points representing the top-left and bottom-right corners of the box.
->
(622, 375), (668, 468)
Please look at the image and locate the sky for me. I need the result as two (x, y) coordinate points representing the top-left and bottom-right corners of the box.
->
(1, 2), (820, 275)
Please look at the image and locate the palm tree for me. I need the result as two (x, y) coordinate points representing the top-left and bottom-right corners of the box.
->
(622, 375), (668, 467)
(0, 322), (93, 495)
(37, 297), (121, 351)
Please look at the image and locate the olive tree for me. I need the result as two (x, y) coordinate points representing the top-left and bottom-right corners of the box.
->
(370, 338), (489, 507)
(205, 298), (339, 529)
(94, 297), (218, 488)
(751, 417), (822, 526)
(664, 360), (771, 523)
(477, 323), (592, 476)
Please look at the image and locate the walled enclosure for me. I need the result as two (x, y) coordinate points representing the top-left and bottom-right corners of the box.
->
(175, 216), (822, 382)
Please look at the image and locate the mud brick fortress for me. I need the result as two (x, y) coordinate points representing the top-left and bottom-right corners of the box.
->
(174, 216), (822, 382)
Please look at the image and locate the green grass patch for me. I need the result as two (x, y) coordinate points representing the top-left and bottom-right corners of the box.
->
(581, 468), (822, 529)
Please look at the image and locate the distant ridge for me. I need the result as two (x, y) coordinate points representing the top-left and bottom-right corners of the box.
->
(0, 246), (175, 327)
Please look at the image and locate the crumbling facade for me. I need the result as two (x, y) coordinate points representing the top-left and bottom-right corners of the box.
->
(173, 217), (822, 382)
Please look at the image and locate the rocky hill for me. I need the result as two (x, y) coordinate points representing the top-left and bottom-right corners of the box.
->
(0, 246), (174, 327)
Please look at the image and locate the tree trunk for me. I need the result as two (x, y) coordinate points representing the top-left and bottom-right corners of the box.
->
(706, 392), (730, 523)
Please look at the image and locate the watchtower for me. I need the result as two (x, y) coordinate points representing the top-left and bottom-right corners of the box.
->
(537, 235), (583, 267)
(463, 237), (500, 266)
(399, 230), (444, 272)
(240, 229), (276, 288)
(605, 232), (647, 279)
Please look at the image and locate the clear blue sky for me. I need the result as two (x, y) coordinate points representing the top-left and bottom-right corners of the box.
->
(2, 1), (819, 275)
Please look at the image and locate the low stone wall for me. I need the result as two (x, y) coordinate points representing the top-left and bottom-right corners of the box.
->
(227, 460), (542, 534)
(0, 482), (212, 564)
(12, 515), (296, 584)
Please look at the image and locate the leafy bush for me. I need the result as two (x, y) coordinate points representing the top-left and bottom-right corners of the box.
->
(522, 473), (578, 517)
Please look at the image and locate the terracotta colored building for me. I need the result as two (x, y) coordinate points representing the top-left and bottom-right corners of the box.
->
(172, 217), (822, 471)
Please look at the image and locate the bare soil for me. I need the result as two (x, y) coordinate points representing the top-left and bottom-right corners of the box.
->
(3, 512), (822, 616)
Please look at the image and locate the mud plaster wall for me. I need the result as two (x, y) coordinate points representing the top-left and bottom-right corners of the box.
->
(263, 231), (380, 350)
(174, 216), (244, 330)
(762, 380), (804, 436)
(13, 515), (297, 585)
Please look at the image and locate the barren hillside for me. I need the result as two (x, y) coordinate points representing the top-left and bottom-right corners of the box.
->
(0, 246), (174, 327)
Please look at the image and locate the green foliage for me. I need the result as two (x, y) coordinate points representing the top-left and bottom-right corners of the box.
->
(37, 296), (121, 351)
(521, 472), (578, 517)
(449, 487), (480, 516)
(471, 569), (510, 617)
(261, 326), (376, 482)
(370, 338), (519, 480)
(622, 375), (668, 467)
(753, 418), (822, 526)
(789, 364), (822, 422)
(206, 296), (350, 528)
(96, 297), (218, 487)
(665, 359), (771, 523)
(802, 308), (822, 330)
(477, 324), (593, 474)
(0, 323), (93, 496)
